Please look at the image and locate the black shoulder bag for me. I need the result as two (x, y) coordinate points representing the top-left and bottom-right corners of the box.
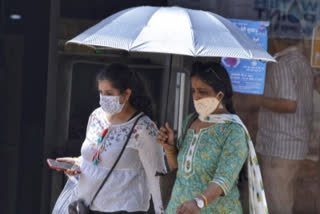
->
(68, 113), (145, 214)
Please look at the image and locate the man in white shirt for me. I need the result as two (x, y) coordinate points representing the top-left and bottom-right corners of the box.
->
(249, 39), (315, 214)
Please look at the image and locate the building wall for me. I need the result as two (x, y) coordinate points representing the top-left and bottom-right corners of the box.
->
(169, 0), (320, 39)
(0, 35), (24, 214)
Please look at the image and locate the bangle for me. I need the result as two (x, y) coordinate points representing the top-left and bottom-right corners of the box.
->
(165, 145), (178, 153)
(165, 151), (178, 159)
(200, 194), (208, 208)
(165, 149), (178, 155)
(165, 151), (178, 158)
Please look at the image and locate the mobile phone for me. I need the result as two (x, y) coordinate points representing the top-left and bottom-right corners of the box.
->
(47, 158), (78, 171)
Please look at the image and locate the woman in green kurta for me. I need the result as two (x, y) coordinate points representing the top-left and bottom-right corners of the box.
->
(158, 62), (249, 214)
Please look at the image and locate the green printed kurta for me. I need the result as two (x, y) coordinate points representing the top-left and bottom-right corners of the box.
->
(165, 115), (249, 214)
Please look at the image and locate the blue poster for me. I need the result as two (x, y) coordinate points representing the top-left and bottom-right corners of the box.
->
(222, 19), (269, 95)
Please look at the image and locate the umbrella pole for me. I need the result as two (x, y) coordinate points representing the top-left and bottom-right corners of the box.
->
(163, 54), (173, 124)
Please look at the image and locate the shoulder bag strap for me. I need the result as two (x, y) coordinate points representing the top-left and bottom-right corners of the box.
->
(89, 113), (145, 207)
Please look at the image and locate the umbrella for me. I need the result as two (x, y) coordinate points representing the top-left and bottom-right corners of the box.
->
(67, 7), (271, 214)
(67, 6), (275, 62)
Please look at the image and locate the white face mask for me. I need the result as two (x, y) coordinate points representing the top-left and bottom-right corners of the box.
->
(193, 94), (223, 118)
(99, 94), (125, 115)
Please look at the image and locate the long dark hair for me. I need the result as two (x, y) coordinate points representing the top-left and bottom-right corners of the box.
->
(96, 63), (155, 119)
(191, 61), (236, 114)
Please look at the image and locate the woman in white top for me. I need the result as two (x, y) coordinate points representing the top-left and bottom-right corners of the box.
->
(55, 63), (167, 214)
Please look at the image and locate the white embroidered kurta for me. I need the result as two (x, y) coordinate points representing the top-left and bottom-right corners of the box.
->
(76, 108), (166, 213)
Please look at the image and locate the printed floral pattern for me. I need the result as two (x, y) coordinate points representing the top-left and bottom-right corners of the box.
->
(165, 114), (249, 214)
(199, 114), (269, 214)
(79, 108), (166, 213)
(85, 108), (158, 153)
(166, 113), (268, 214)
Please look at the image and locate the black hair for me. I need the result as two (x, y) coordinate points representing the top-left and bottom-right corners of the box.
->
(191, 61), (236, 114)
(96, 63), (155, 120)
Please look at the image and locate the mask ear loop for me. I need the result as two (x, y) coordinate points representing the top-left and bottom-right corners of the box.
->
(216, 92), (224, 109)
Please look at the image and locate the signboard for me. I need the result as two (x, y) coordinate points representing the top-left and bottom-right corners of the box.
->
(222, 19), (269, 95)
(311, 23), (320, 67)
(170, 0), (320, 38)
(254, 0), (320, 38)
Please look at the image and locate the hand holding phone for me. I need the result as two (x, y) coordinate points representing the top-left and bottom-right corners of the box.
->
(47, 158), (81, 175)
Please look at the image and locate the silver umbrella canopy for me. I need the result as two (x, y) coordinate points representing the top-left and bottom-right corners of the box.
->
(67, 6), (275, 62)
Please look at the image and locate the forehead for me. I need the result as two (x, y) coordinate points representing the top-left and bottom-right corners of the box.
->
(191, 76), (212, 89)
(98, 80), (114, 89)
